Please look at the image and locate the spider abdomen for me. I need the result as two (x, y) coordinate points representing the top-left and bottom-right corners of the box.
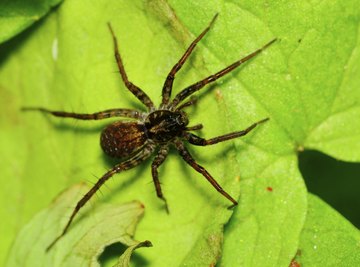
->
(100, 121), (147, 158)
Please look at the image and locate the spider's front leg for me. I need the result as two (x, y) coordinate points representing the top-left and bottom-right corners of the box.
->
(161, 14), (218, 106)
(186, 124), (203, 131)
(177, 96), (198, 110)
(46, 144), (154, 251)
(174, 140), (238, 207)
(170, 38), (277, 108)
(184, 118), (269, 146)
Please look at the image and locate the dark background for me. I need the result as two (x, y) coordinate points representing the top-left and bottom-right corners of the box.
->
(299, 150), (360, 228)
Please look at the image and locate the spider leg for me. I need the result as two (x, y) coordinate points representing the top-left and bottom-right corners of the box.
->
(22, 107), (144, 120)
(151, 146), (170, 213)
(46, 143), (155, 251)
(185, 118), (269, 146)
(171, 38), (277, 108)
(186, 124), (203, 131)
(177, 96), (198, 110)
(161, 14), (218, 106)
(174, 139), (237, 206)
(107, 23), (155, 110)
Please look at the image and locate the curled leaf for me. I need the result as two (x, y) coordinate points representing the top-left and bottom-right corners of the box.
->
(6, 183), (148, 267)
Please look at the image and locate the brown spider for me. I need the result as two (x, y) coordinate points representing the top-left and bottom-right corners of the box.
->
(23, 14), (276, 250)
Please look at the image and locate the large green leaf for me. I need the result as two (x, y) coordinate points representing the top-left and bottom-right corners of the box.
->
(0, 0), (359, 266)
(0, 1), (241, 266)
(214, 0), (360, 265)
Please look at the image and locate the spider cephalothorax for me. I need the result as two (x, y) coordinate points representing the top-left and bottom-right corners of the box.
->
(144, 110), (189, 143)
(23, 14), (276, 250)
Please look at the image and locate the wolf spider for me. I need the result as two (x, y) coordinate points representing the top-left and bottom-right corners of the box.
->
(24, 14), (276, 250)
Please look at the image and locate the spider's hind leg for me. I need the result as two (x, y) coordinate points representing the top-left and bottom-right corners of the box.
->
(21, 107), (144, 120)
(46, 144), (154, 251)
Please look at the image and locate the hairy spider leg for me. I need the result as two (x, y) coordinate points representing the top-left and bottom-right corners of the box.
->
(46, 143), (155, 251)
(186, 124), (203, 131)
(174, 140), (238, 206)
(184, 118), (269, 146)
(107, 23), (155, 110)
(177, 96), (198, 110)
(161, 15), (218, 107)
(21, 107), (144, 120)
(170, 38), (277, 108)
(151, 146), (170, 213)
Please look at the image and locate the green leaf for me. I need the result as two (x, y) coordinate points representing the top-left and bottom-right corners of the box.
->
(0, 1), (240, 266)
(5, 183), (147, 267)
(0, 0), (63, 44)
(0, 0), (359, 266)
(219, 155), (306, 267)
(298, 194), (360, 266)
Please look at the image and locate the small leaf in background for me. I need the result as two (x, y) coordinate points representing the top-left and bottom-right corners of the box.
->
(5, 183), (148, 267)
(115, 240), (152, 267)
